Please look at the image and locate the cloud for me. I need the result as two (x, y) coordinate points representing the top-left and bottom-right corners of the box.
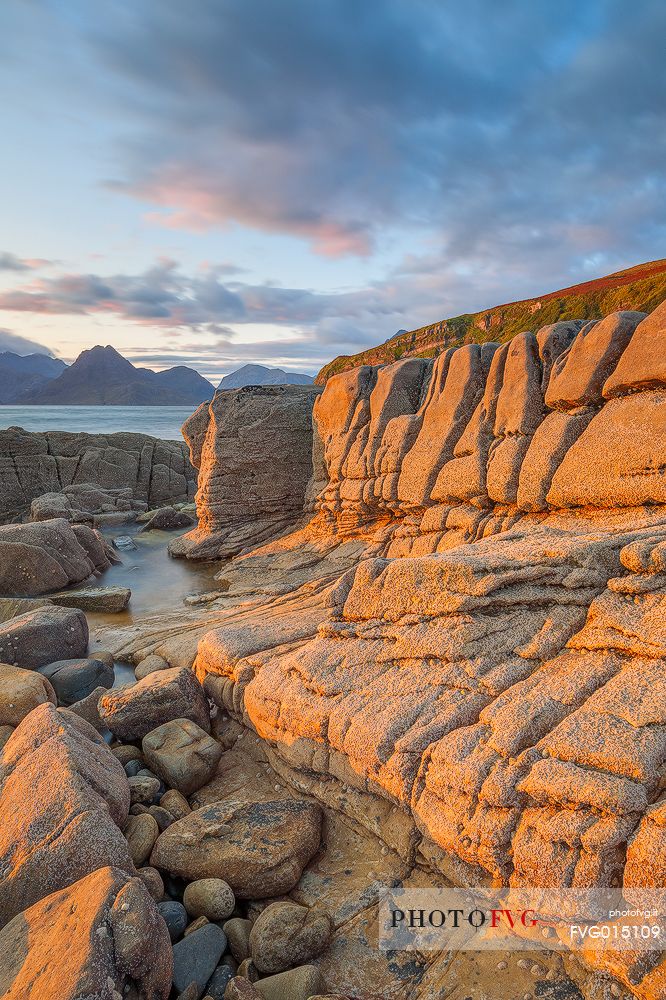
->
(0, 252), (51, 272)
(0, 327), (56, 356)
(0, 259), (401, 335)
(69, 0), (665, 270)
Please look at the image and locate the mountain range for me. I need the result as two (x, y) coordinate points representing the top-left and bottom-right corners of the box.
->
(0, 351), (67, 402)
(316, 257), (666, 383)
(0, 346), (314, 405)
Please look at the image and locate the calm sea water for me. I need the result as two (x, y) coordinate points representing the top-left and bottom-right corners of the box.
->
(0, 405), (198, 441)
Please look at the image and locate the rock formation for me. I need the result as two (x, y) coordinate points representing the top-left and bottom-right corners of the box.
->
(170, 384), (321, 560)
(141, 302), (666, 999)
(0, 426), (196, 521)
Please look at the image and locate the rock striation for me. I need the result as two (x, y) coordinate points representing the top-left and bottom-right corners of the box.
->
(0, 426), (196, 521)
(167, 301), (666, 1000)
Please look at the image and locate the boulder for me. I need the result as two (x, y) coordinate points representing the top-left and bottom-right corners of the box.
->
(37, 656), (114, 705)
(142, 717), (223, 795)
(0, 866), (172, 1000)
(0, 605), (88, 670)
(150, 799), (322, 898)
(249, 901), (332, 974)
(0, 518), (110, 596)
(140, 506), (195, 531)
(0, 703), (132, 926)
(98, 666), (210, 740)
(49, 585), (131, 613)
(172, 922), (227, 999)
(0, 662), (56, 726)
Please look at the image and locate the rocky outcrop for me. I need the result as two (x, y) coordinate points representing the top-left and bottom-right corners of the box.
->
(0, 518), (113, 596)
(150, 301), (666, 1000)
(170, 384), (321, 560)
(0, 426), (196, 521)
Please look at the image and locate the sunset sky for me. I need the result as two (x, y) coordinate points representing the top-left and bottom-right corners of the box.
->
(1, 0), (664, 380)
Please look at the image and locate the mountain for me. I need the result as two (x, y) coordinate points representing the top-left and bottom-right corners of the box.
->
(21, 345), (215, 405)
(217, 363), (314, 390)
(0, 351), (67, 403)
(316, 258), (666, 383)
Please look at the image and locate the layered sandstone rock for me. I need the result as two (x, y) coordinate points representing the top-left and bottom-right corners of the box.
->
(172, 302), (666, 999)
(0, 426), (195, 521)
(170, 384), (321, 560)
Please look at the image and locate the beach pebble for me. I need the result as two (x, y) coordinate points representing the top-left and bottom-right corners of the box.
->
(123, 813), (159, 866)
(172, 923), (227, 999)
(157, 900), (188, 942)
(184, 879), (236, 921)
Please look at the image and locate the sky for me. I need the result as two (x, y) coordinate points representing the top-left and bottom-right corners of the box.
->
(0, 0), (664, 382)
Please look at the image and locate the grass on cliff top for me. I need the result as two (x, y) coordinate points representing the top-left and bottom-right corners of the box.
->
(315, 258), (666, 383)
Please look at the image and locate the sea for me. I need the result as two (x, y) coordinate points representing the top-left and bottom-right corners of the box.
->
(0, 405), (197, 441)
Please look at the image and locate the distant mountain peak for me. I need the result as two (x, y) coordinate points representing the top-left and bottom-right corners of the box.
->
(217, 363), (314, 391)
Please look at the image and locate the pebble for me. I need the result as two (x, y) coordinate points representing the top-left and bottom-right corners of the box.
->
(161, 788), (191, 819)
(223, 918), (252, 962)
(251, 964), (324, 1000)
(128, 775), (161, 806)
(237, 958), (259, 982)
(112, 535), (137, 551)
(225, 980), (260, 1000)
(111, 744), (143, 766)
(172, 923), (227, 998)
(124, 760), (144, 778)
(184, 879), (236, 921)
(148, 804), (175, 831)
(123, 812), (159, 866)
(205, 964), (235, 1000)
(184, 915), (209, 937)
(157, 900), (188, 942)
(496, 960), (507, 970)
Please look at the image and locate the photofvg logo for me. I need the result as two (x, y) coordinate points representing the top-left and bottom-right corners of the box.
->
(379, 889), (666, 953)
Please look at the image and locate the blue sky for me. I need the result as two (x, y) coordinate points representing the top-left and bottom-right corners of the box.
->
(0, 0), (664, 380)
